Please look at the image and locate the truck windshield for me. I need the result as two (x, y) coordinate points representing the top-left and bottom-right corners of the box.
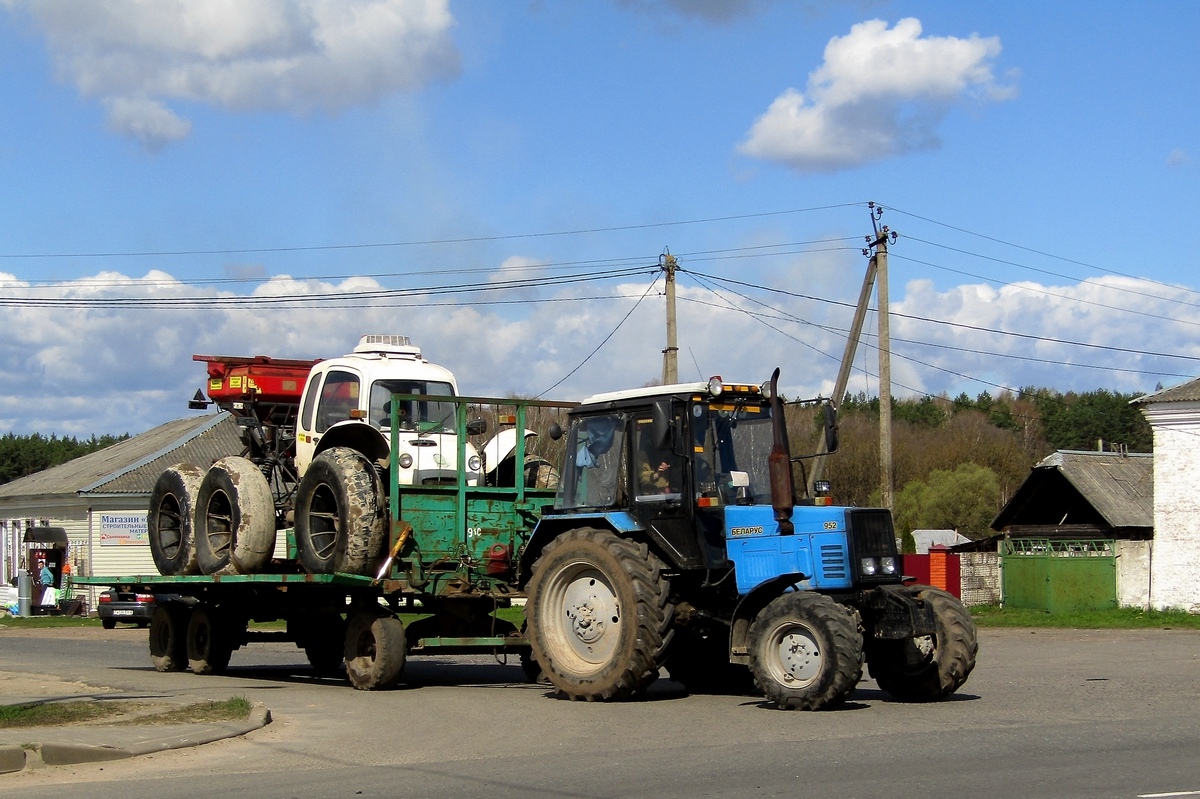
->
(700, 401), (774, 505)
(371, 380), (456, 433)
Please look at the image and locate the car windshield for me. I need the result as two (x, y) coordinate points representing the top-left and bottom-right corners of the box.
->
(370, 380), (456, 433)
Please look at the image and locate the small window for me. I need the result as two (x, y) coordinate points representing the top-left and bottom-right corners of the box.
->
(316, 370), (360, 433)
(300, 373), (323, 432)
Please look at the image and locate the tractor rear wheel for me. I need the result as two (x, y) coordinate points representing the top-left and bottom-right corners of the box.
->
(748, 592), (863, 710)
(148, 464), (205, 576)
(294, 448), (386, 575)
(527, 528), (673, 701)
(866, 586), (977, 702)
(195, 457), (276, 575)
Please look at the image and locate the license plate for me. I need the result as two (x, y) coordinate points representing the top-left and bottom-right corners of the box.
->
(112, 610), (134, 616)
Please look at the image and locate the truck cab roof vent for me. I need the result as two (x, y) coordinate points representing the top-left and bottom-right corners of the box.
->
(353, 334), (421, 358)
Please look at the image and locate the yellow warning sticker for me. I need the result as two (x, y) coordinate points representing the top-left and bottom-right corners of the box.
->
(230, 376), (243, 389)
(209, 379), (222, 392)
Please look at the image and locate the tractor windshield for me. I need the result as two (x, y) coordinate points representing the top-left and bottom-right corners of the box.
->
(371, 380), (456, 432)
(697, 400), (774, 506)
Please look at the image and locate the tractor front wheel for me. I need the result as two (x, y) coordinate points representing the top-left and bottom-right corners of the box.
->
(866, 586), (977, 702)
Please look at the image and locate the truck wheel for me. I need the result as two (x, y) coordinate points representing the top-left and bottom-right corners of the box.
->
(187, 605), (234, 675)
(148, 463), (205, 576)
(748, 592), (863, 710)
(195, 457), (276, 575)
(301, 612), (346, 676)
(295, 448), (386, 575)
(149, 603), (190, 672)
(344, 613), (406, 690)
(526, 527), (674, 701)
(866, 586), (977, 703)
(667, 629), (756, 696)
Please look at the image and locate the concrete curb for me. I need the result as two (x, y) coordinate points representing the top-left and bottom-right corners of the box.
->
(3, 705), (271, 773)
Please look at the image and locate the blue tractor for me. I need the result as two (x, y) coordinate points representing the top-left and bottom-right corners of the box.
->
(520, 370), (977, 709)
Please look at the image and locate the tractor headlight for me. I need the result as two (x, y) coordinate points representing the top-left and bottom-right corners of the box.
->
(398, 453), (413, 469)
(860, 557), (878, 576)
(467, 455), (482, 472)
(880, 556), (897, 575)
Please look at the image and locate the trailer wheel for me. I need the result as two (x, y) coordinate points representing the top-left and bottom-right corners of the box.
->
(301, 612), (346, 676)
(866, 586), (977, 703)
(148, 463), (205, 576)
(149, 603), (190, 672)
(748, 592), (863, 710)
(295, 448), (386, 575)
(526, 527), (674, 701)
(187, 605), (234, 675)
(667, 628), (756, 696)
(344, 613), (406, 690)
(195, 457), (276, 575)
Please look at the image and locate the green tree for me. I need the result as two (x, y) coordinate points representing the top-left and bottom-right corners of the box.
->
(0, 432), (129, 484)
(892, 462), (1002, 541)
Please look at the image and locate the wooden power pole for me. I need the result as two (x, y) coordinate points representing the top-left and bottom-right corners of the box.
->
(662, 252), (679, 384)
(875, 221), (894, 511)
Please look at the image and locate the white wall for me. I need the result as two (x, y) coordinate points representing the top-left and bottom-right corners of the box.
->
(1141, 401), (1200, 613)
(1115, 539), (1152, 610)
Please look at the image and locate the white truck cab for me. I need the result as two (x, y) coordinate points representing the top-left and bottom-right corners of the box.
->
(295, 335), (482, 485)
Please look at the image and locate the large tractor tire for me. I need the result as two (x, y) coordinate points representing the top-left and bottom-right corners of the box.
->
(866, 586), (977, 703)
(194, 457), (276, 575)
(149, 603), (190, 673)
(344, 613), (406, 690)
(526, 527), (674, 701)
(186, 605), (235, 675)
(294, 448), (387, 575)
(667, 628), (756, 696)
(147, 463), (205, 576)
(748, 592), (863, 711)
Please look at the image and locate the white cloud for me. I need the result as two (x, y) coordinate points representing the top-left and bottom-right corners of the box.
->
(6, 0), (460, 148)
(1167, 148), (1190, 167)
(738, 18), (1016, 173)
(0, 265), (1193, 437)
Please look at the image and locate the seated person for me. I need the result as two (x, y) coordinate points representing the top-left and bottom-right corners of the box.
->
(639, 455), (674, 493)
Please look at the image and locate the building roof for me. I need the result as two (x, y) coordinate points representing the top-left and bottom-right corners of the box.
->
(0, 413), (242, 500)
(1133, 377), (1200, 405)
(991, 450), (1153, 532)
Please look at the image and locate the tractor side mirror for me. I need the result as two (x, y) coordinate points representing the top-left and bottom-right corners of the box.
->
(651, 400), (673, 450)
(467, 418), (488, 436)
(548, 422), (563, 441)
(823, 404), (839, 454)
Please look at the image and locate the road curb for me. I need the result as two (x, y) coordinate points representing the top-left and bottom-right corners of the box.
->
(4, 704), (271, 773)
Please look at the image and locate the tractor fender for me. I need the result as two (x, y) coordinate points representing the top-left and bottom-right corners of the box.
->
(312, 420), (390, 468)
(517, 511), (644, 587)
(727, 572), (809, 665)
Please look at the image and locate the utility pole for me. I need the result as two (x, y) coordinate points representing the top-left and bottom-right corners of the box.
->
(870, 206), (896, 511)
(661, 251), (679, 384)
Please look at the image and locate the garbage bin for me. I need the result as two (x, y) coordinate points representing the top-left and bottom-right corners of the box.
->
(17, 569), (31, 617)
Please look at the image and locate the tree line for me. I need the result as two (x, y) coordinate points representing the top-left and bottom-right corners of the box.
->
(794, 386), (1153, 548)
(0, 432), (130, 485)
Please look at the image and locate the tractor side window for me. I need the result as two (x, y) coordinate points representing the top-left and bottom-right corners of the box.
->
(300, 373), (323, 432)
(634, 416), (683, 502)
(556, 415), (625, 509)
(316, 370), (360, 433)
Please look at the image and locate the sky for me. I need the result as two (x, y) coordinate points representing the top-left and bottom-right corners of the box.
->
(0, 0), (1197, 438)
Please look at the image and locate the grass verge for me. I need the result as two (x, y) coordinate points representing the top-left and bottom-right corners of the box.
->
(970, 605), (1200, 629)
(0, 696), (253, 728)
(0, 615), (100, 629)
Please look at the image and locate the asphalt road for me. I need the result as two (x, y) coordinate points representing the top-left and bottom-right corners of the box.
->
(3, 625), (1200, 799)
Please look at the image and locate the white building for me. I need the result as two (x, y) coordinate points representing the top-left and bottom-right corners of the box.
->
(1134, 378), (1200, 613)
(0, 413), (241, 609)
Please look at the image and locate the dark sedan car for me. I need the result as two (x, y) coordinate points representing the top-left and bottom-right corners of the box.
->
(96, 588), (157, 629)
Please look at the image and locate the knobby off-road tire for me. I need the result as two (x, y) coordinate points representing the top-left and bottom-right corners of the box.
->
(748, 592), (863, 711)
(344, 613), (406, 690)
(527, 527), (674, 701)
(667, 628), (756, 696)
(294, 448), (387, 575)
(186, 605), (235, 675)
(149, 603), (190, 673)
(866, 586), (978, 702)
(148, 463), (205, 576)
(195, 456), (276, 575)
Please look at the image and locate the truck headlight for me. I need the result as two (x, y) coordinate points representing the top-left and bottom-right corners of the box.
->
(468, 455), (482, 472)
(398, 453), (413, 469)
(860, 557), (877, 576)
(880, 556), (896, 575)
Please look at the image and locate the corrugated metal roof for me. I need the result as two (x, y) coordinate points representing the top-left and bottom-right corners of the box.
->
(0, 413), (243, 500)
(1133, 377), (1200, 405)
(993, 450), (1152, 531)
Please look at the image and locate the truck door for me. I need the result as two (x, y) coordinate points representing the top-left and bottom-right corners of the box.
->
(295, 368), (362, 475)
(631, 412), (701, 568)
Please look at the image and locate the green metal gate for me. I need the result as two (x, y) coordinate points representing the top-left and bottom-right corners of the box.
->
(1000, 539), (1117, 612)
